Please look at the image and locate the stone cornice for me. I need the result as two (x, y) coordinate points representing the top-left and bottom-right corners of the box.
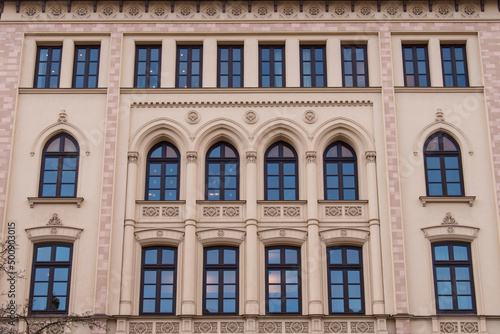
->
(131, 99), (373, 108)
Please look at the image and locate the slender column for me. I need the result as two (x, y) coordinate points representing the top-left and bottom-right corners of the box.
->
(245, 151), (259, 317)
(365, 151), (385, 315)
(305, 152), (323, 316)
(119, 152), (139, 315)
(181, 152), (198, 315)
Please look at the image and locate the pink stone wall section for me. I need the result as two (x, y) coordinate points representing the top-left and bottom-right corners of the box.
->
(0, 26), (22, 235)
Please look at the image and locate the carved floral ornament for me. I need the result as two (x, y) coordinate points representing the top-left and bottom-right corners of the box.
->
(258, 228), (307, 243)
(128, 152), (139, 164)
(320, 228), (370, 244)
(187, 151), (198, 163)
(422, 213), (479, 241)
(134, 229), (184, 244)
(197, 229), (246, 244)
(47, 213), (62, 225)
(365, 151), (376, 163)
(246, 151), (257, 164)
(306, 151), (317, 163)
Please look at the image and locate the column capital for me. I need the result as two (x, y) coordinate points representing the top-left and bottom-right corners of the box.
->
(306, 151), (317, 163)
(127, 152), (139, 164)
(365, 151), (376, 163)
(187, 151), (198, 164)
(246, 151), (257, 164)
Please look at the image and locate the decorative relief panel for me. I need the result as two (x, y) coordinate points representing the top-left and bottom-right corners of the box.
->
(320, 201), (367, 221)
(351, 321), (374, 333)
(258, 228), (307, 243)
(194, 321), (217, 333)
(203, 206), (220, 217)
(264, 206), (281, 217)
(320, 228), (370, 244)
(259, 322), (282, 333)
(134, 229), (184, 244)
(139, 204), (181, 219)
(440, 322), (458, 333)
(129, 322), (153, 334)
(460, 322), (479, 333)
(197, 229), (246, 244)
(143, 206), (160, 217)
(259, 202), (305, 221)
(324, 321), (348, 333)
(156, 322), (180, 334)
(285, 321), (309, 333)
(198, 202), (244, 221)
(221, 321), (244, 333)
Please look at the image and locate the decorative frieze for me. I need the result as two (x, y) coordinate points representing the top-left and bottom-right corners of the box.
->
(325, 206), (342, 217)
(440, 322), (458, 333)
(129, 322), (153, 334)
(345, 206), (362, 216)
(139, 203), (181, 219)
(203, 206), (220, 217)
(162, 206), (180, 217)
(259, 201), (306, 221)
(259, 322), (282, 333)
(460, 322), (479, 333)
(324, 321), (348, 333)
(320, 201), (367, 221)
(221, 321), (244, 333)
(223, 206), (240, 217)
(285, 321), (309, 333)
(194, 321), (217, 333)
(143, 206), (160, 217)
(351, 321), (374, 333)
(264, 206), (281, 217)
(156, 322), (180, 334)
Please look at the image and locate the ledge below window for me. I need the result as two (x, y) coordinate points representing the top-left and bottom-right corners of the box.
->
(419, 196), (476, 207)
(28, 197), (84, 208)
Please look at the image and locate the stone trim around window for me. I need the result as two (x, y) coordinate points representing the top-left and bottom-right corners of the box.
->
(28, 197), (84, 208)
(419, 196), (476, 207)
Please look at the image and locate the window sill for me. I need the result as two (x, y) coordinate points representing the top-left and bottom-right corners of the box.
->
(419, 196), (476, 207)
(394, 86), (484, 93)
(136, 200), (186, 204)
(196, 200), (246, 204)
(257, 200), (307, 204)
(19, 88), (108, 94)
(28, 197), (84, 208)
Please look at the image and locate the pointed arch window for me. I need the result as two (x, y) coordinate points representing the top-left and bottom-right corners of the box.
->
(265, 142), (298, 201)
(146, 142), (180, 201)
(39, 134), (79, 198)
(424, 132), (464, 196)
(324, 142), (358, 200)
(206, 142), (239, 201)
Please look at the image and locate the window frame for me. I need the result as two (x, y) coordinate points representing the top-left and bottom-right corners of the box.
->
(441, 44), (469, 87)
(432, 242), (476, 314)
(29, 242), (73, 314)
(176, 45), (203, 88)
(34, 46), (62, 88)
(259, 45), (286, 88)
(402, 44), (430, 87)
(341, 44), (369, 88)
(264, 141), (299, 201)
(139, 246), (178, 315)
(300, 45), (327, 88)
(217, 45), (244, 88)
(134, 45), (162, 88)
(72, 45), (100, 88)
(39, 133), (79, 198)
(202, 246), (239, 315)
(265, 246), (302, 315)
(323, 142), (358, 201)
(423, 132), (464, 197)
(205, 142), (240, 201)
(145, 142), (181, 201)
(327, 246), (365, 315)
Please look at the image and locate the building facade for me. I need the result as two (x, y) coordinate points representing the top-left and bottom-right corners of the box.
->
(1, 0), (500, 333)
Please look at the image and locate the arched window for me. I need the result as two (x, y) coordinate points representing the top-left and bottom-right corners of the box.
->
(324, 142), (358, 200)
(206, 142), (239, 200)
(39, 133), (79, 197)
(265, 141), (298, 201)
(424, 132), (464, 196)
(145, 142), (180, 201)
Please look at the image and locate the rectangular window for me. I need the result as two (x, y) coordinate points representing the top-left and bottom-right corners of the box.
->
(342, 45), (368, 87)
(432, 242), (476, 313)
(260, 46), (285, 88)
(441, 45), (469, 87)
(73, 46), (100, 88)
(30, 243), (73, 314)
(327, 246), (364, 314)
(218, 46), (243, 88)
(203, 247), (239, 315)
(265, 246), (301, 315)
(301, 45), (326, 87)
(34, 46), (62, 88)
(402, 44), (430, 87)
(177, 46), (202, 88)
(134, 45), (161, 88)
(140, 247), (177, 315)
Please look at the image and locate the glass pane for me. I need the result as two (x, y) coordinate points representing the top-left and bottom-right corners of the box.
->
(457, 296), (473, 309)
(268, 249), (281, 264)
(347, 271), (360, 284)
(285, 270), (298, 283)
(206, 271), (219, 284)
(205, 299), (218, 313)
(207, 249), (219, 264)
(225, 164), (237, 175)
(437, 282), (452, 295)
(206, 285), (218, 298)
(286, 299), (299, 312)
(224, 285), (236, 298)
(269, 285), (281, 298)
(283, 189), (296, 200)
(283, 176), (295, 188)
(283, 163), (295, 175)
(160, 299), (173, 313)
(32, 297), (47, 310)
(144, 271), (156, 284)
(285, 249), (297, 264)
(208, 163), (220, 175)
(60, 184), (75, 196)
(52, 297), (66, 310)
(346, 249), (359, 264)
(438, 296), (453, 309)
(267, 189), (279, 200)
(456, 281), (471, 295)
(161, 285), (173, 298)
(143, 285), (156, 298)
(224, 271), (236, 284)
(223, 299), (236, 313)
(53, 268), (68, 281)
(145, 249), (158, 264)
(55, 247), (70, 262)
(455, 267), (470, 280)
(42, 185), (57, 197)
(434, 246), (449, 261)
(161, 270), (174, 284)
(332, 299), (344, 313)
(453, 246), (468, 261)
(268, 270), (281, 284)
(286, 285), (298, 298)
(331, 271), (343, 284)
(444, 157), (459, 168)
(348, 299), (362, 313)
(34, 282), (49, 296)
(436, 267), (451, 280)
(37, 247), (52, 261)
(224, 249), (236, 264)
(268, 299), (281, 313)
(330, 249), (342, 264)
(44, 158), (59, 170)
(35, 268), (50, 281)
(267, 163), (279, 175)
(142, 299), (155, 313)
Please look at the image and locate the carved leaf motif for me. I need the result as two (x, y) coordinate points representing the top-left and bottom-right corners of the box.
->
(259, 322), (282, 333)
(194, 321), (217, 333)
(285, 322), (309, 333)
(129, 322), (153, 334)
(221, 322), (244, 333)
(351, 321), (374, 333)
(324, 322), (348, 333)
(156, 322), (179, 333)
